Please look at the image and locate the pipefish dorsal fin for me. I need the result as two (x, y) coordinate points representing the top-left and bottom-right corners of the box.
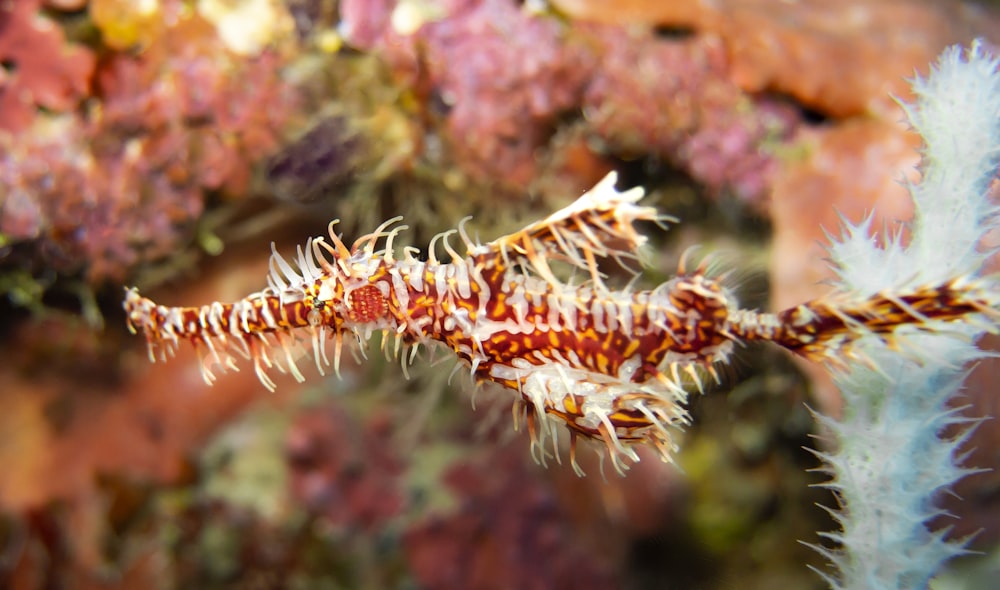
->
(469, 172), (674, 288)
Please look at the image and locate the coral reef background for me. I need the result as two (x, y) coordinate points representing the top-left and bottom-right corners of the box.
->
(1, 1), (999, 588)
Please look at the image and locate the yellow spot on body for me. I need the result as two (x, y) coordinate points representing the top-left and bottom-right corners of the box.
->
(610, 410), (649, 428)
(491, 293), (508, 317)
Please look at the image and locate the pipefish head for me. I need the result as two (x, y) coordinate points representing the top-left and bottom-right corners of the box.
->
(300, 278), (345, 330)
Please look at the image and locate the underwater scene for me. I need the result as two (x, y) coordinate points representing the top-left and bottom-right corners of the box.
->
(3, 1), (1000, 588)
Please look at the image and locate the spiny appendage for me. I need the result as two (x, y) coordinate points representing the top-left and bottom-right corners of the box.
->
(121, 225), (343, 389)
(476, 172), (675, 288)
(729, 275), (1000, 365)
(502, 358), (692, 477)
(121, 211), (424, 391)
(464, 268), (740, 475)
(122, 284), (331, 391)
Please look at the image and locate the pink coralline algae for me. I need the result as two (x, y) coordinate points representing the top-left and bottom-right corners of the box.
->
(343, 0), (594, 189)
(404, 445), (618, 590)
(286, 404), (406, 533)
(0, 0), (95, 134)
(0, 11), (299, 282)
(410, 1), (594, 189)
(580, 29), (797, 200)
(339, 0), (794, 201)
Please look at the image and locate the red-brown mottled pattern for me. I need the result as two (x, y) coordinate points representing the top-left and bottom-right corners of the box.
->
(123, 173), (998, 471)
(732, 278), (998, 364)
(347, 284), (389, 323)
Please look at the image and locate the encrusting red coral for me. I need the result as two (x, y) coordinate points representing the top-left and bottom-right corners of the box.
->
(579, 28), (797, 201)
(339, 0), (791, 201)
(0, 0), (95, 134)
(403, 442), (619, 589)
(553, 0), (1000, 118)
(342, 0), (594, 189)
(0, 4), (299, 283)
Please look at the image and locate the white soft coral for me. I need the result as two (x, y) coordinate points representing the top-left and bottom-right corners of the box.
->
(812, 40), (1000, 590)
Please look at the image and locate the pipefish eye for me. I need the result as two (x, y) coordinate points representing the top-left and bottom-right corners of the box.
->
(304, 293), (326, 309)
(306, 298), (328, 327)
(304, 295), (329, 326)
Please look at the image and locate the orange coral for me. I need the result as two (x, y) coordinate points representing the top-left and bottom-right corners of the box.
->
(90, 0), (166, 50)
(554, 0), (1000, 117)
(0, 253), (303, 577)
(0, 0), (95, 134)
